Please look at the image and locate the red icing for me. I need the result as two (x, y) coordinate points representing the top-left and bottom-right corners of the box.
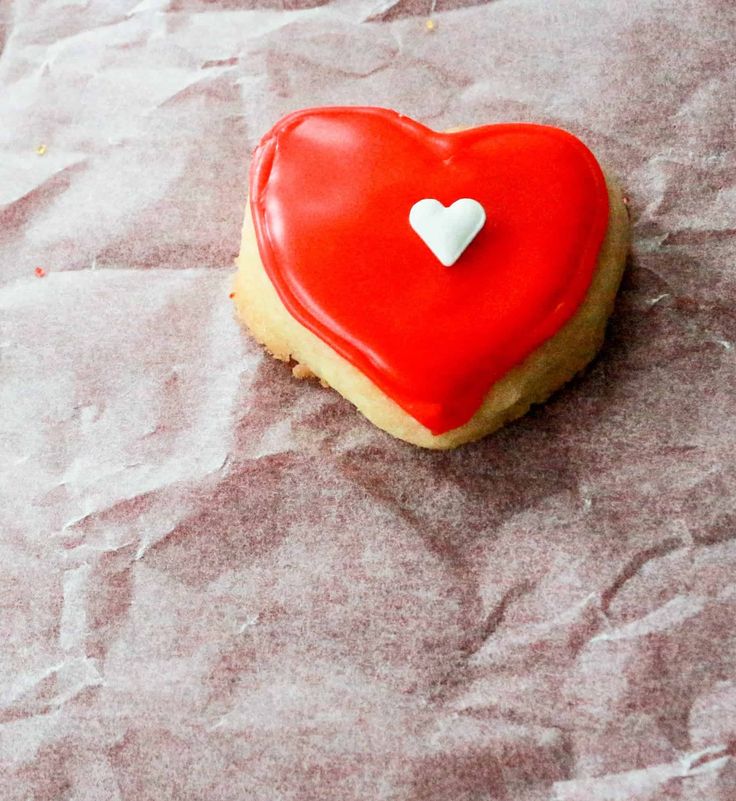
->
(249, 107), (609, 435)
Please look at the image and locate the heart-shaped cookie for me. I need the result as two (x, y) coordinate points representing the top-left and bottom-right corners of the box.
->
(236, 107), (628, 447)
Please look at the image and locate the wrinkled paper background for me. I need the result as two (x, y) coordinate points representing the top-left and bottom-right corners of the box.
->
(2, 0), (736, 799)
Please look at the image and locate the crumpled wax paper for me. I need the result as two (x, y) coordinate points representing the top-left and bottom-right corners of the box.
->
(2, 0), (736, 798)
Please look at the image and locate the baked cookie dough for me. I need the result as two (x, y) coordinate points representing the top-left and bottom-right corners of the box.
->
(233, 107), (629, 449)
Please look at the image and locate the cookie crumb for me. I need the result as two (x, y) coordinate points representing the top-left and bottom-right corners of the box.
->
(35, 144), (47, 156)
(292, 363), (315, 379)
(425, 18), (437, 31)
(319, 379), (329, 388)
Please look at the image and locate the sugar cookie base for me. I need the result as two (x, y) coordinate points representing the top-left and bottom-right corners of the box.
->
(233, 177), (629, 449)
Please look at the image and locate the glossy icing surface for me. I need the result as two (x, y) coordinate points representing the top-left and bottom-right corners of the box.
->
(249, 107), (609, 434)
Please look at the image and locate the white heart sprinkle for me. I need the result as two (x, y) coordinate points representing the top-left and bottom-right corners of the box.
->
(409, 198), (486, 267)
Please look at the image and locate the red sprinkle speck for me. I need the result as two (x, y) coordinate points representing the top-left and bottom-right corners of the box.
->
(229, 292), (236, 298)
(35, 267), (46, 277)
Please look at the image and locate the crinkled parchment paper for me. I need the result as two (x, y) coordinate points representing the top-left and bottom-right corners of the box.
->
(2, 0), (736, 798)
